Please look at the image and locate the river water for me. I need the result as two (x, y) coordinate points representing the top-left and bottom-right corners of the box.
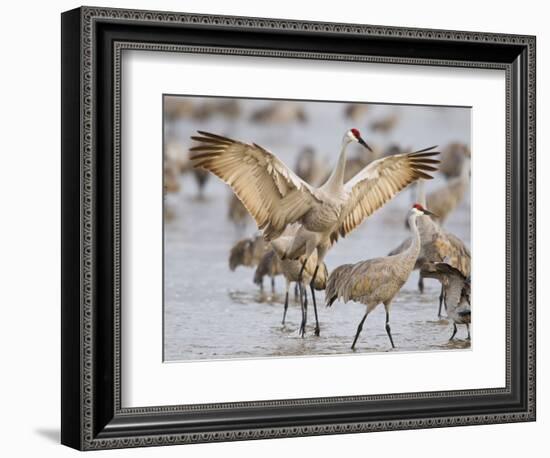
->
(163, 98), (471, 362)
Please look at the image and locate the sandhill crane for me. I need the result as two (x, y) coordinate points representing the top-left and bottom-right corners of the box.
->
(438, 142), (471, 179)
(228, 193), (251, 234)
(383, 144), (409, 157)
(163, 139), (187, 220)
(318, 145), (380, 186)
(165, 138), (189, 174)
(294, 147), (328, 186)
(250, 102), (307, 124)
(253, 249), (283, 292)
(426, 156), (470, 225)
(326, 204), (435, 349)
(270, 225), (328, 335)
(163, 160), (181, 195)
(213, 99), (241, 119)
(344, 103), (369, 122)
(253, 246), (328, 334)
(420, 262), (471, 340)
(163, 162), (180, 222)
(191, 129), (439, 334)
(228, 234), (269, 273)
(164, 96), (195, 122)
(193, 99), (242, 121)
(190, 169), (209, 199)
(280, 255), (328, 336)
(369, 114), (399, 133)
(169, 140), (211, 200)
(389, 180), (470, 317)
(164, 97), (242, 122)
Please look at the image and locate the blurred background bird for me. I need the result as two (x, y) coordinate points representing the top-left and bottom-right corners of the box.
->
(250, 101), (307, 124)
(426, 155), (470, 225)
(344, 103), (369, 122)
(253, 249), (283, 293)
(228, 234), (269, 273)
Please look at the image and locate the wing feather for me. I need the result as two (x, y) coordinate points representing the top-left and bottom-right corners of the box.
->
(190, 131), (316, 240)
(338, 147), (440, 237)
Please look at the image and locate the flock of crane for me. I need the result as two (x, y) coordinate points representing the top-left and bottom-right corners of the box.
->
(164, 100), (472, 351)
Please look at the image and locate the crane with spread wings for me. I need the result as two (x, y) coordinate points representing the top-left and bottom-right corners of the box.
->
(191, 129), (440, 335)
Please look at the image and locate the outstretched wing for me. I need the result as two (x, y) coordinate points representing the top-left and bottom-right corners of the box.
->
(191, 131), (317, 240)
(337, 147), (440, 238)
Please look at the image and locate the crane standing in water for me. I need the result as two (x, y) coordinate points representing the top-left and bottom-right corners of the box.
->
(192, 129), (439, 335)
(269, 225), (328, 335)
(421, 262), (471, 340)
(325, 204), (436, 350)
(389, 179), (471, 317)
(228, 234), (269, 275)
(253, 249), (283, 293)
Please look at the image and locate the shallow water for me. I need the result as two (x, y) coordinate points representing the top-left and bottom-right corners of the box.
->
(163, 100), (471, 361)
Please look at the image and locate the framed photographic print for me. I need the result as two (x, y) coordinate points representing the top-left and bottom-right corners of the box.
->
(61, 6), (536, 450)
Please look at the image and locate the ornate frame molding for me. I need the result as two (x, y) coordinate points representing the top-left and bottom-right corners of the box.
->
(61, 6), (536, 450)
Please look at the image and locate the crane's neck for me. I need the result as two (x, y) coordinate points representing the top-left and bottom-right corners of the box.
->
(417, 179), (427, 207)
(323, 138), (351, 193)
(414, 179), (436, 239)
(406, 212), (422, 263)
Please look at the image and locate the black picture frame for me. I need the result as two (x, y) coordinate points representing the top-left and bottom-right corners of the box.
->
(61, 6), (536, 450)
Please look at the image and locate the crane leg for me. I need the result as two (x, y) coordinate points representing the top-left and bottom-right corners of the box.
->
(298, 258), (307, 282)
(418, 273), (424, 294)
(294, 283), (299, 300)
(437, 284), (446, 318)
(299, 284), (308, 337)
(309, 265), (321, 336)
(282, 284), (289, 325)
(449, 323), (458, 341)
(298, 284), (305, 336)
(385, 310), (395, 349)
(303, 288), (308, 334)
(351, 310), (370, 350)
(271, 275), (275, 293)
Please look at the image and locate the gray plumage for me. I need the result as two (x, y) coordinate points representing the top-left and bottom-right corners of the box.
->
(426, 156), (470, 225)
(389, 180), (471, 316)
(228, 193), (250, 233)
(191, 129), (439, 269)
(344, 103), (369, 122)
(420, 262), (471, 340)
(228, 234), (269, 272)
(280, 254), (329, 331)
(192, 130), (439, 336)
(438, 142), (470, 179)
(326, 206), (430, 349)
(250, 102), (307, 124)
(369, 114), (399, 133)
(270, 225), (328, 334)
(253, 249), (283, 291)
(294, 147), (328, 186)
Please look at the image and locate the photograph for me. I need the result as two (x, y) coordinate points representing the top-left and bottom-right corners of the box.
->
(163, 96), (472, 362)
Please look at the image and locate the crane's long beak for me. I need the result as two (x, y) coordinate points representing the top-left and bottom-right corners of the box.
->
(422, 208), (438, 217)
(358, 137), (373, 153)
